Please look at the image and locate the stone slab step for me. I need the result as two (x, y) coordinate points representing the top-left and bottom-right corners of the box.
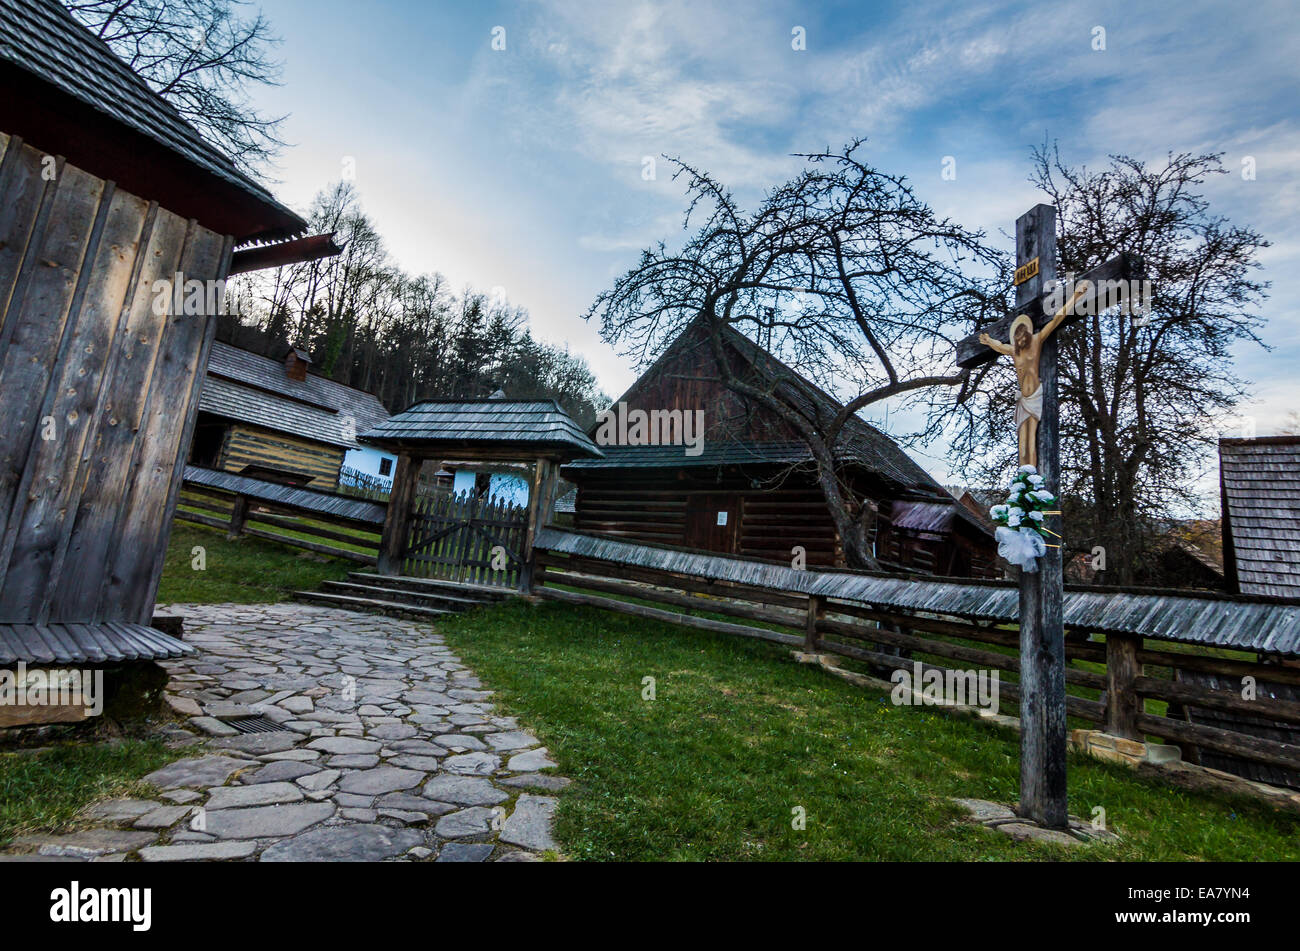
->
(346, 572), (513, 603)
(292, 590), (456, 621)
(320, 580), (485, 612)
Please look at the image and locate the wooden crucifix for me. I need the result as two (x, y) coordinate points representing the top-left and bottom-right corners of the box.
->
(956, 204), (1143, 828)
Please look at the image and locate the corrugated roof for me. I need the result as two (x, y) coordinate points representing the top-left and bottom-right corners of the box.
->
(200, 342), (390, 450)
(0, 0), (303, 241)
(537, 527), (1300, 656)
(1220, 437), (1300, 597)
(0, 621), (193, 664)
(362, 400), (603, 459)
(184, 465), (386, 525)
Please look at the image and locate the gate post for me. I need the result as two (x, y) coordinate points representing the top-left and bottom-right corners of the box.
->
(377, 452), (420, 576)
(519, 457), (557, 594)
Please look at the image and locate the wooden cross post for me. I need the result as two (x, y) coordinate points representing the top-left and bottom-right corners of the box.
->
(956, 204), (1143, 828)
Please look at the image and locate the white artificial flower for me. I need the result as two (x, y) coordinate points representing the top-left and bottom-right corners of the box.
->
(1006, 513), (1022, 527)
(989, 504), (1009, 520)
(1027, 475), (1045, 487)
(1018, 465), (1037, 474)
(1032, 489), (1054, 502)
(1028, 510), (1044, 522)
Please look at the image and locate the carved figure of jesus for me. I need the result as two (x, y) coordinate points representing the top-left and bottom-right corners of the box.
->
(979, 285), (1087, 468)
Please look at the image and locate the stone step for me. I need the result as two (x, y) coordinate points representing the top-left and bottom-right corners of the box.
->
(320, 580), (485, 612)
(345, 572), (513, 603)
(291, 589), (457, 622)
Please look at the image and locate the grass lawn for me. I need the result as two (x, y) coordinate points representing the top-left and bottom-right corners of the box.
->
(0, 740), (190, 847)
(440, 599), (1300, 861)
(157, 520), (354, 603)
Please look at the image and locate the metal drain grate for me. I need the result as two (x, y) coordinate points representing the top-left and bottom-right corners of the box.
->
(223, 715), (283, 734)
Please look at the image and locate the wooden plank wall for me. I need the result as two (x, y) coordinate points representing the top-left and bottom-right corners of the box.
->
(219, 424), (344, 490)
(572, 468), (844, 566)
(0, 133), (231, 625)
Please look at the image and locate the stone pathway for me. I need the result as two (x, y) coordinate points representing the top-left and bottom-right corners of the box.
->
(5, 603), (569, 862)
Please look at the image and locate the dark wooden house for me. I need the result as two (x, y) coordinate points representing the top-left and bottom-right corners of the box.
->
(189, 341), (391, 491)
(563, 320), (997, 576)
(0, 0), (335, 718)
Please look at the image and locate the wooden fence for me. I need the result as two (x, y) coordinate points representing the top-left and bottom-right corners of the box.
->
(337, 465), (392, 500)
(175, 471), (384, 564)
(533, 547), (1300, 779)
(401, 490), (528, 588)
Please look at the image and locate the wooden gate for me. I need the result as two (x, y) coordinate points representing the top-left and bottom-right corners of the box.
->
(401, 490), (528, 587)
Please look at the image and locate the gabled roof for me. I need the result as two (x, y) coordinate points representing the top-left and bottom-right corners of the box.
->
(0, 0), (304, 243)
(199, 342), (390, 450)
(1220, 436), (1300, 597)
(575, 317), (957, 499)
(361, 399), (603, 460)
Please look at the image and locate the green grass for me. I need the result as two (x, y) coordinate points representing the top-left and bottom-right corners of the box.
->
(0, 740), (190, 847)
(157, 520), (353, 603)
(440, 600), (1300, 861)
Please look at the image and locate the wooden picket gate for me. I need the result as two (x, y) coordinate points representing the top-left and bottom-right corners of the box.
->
(401, 489), (528, 587)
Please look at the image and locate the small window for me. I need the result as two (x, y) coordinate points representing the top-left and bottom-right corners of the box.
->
(378, 457), (393, 476)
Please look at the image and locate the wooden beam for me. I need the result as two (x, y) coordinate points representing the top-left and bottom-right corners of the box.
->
(227, 233), (342, 274)
(519, 458), (555, 593)
(956, 251), (1144, 368)
(377, 453), (419, 575)
(1004, 204), (1071, 829)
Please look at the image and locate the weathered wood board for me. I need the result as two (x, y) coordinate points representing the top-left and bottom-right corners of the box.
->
(0, 135), (232, 626)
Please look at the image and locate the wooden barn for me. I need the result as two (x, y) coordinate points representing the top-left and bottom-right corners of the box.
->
(189, 341), (391, 491)
(0, 0), (336, 721)
(1175, 435), (1300, 788)
(563, 320), (998, 576)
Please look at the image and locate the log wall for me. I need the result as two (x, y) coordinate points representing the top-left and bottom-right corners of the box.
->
(219, 423), (344, 490)
(0, 132), (231, 625)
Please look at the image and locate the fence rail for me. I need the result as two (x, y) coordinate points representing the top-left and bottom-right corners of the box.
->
(176, 477), (383, 564)
(533, 547), (1300, 778)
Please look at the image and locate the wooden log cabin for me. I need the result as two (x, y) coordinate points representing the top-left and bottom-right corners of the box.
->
(188, 341), (391, 491)
(0, 0), (338, 722)
(564, 320), (998, 576)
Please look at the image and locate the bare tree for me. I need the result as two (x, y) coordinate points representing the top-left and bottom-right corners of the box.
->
(946, 146), (1269, 584)
(64, 0), (285, 170)
(587, 141), (1004, 569)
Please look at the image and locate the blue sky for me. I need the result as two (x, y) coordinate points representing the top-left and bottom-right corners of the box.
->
(248, 0), (1300, 489)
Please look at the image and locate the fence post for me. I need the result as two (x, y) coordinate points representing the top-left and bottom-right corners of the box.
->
(1104, 632), (1142, 739)
(227, 494), (249, 539)
(803, 595), (824, 652)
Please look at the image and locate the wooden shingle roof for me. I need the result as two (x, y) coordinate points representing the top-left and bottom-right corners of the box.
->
(585, 317), (952, 496)
(199, 342), (390, 450)
(0, 0), (304, 243)
(0, 621), (193, 664)
(361, 399), (603, 460)
(1221, 436), (1300, 597)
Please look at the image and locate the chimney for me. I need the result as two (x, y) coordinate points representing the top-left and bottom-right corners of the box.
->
(284, 347), (311, 382)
